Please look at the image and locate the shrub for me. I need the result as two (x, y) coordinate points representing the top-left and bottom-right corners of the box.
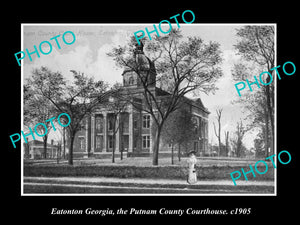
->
(24, 164), (274, 180)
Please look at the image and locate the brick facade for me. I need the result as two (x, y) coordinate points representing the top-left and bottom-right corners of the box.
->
(72, 44), (209, 158)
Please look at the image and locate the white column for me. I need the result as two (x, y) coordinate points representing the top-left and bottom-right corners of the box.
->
(91, 114), (95, 153)
(128, 107), (133, 153)
(103, 112), (107, 152)
(116, 114), (120, 152)
(30, 148), (34, 159)
(85, 117), (89, 153)
(149, 113), (153, 153)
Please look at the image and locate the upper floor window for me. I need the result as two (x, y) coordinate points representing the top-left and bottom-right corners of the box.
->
(192, 117), (198, 134)
(142, 114), (150, 129)
(95, 117), (102, 131)
(128, 76), (134, 85)
(108, 118), (114, 131)
(80, 119), (86, 131)
(133, 120), (138, 129)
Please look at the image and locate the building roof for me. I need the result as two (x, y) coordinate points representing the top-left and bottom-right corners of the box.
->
(92, 85), (209, 115)
(122, 42), (156, 76)
(154, 87), (209, 114)
(91, 42), (209, 115)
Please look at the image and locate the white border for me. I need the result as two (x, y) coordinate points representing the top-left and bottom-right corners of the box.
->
(21, 23), (277, 196)
(21, 24), (24, 195)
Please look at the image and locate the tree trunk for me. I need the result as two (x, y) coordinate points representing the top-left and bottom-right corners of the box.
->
(112, 134), (115, 163)
(63, 127), (66, 159)
(236, 139), (241, 157)
(171, 143), (174, 165)
(68, 134), (75, 165)
(213, 109), (223, 157)
(178, 144), (181, 162)
(43, 135), (48, 159)
(225, 131), (229, 157)
(152, 125), (162, 166)
(218, 138), (221, 157)
(24, 143), (30, 159)
(264, 107), (270, 158)
(267, 65), (275, 156)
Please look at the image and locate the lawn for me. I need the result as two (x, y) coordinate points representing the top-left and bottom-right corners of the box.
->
(24, 156), (274, 180)
(25, 156), (263, 167)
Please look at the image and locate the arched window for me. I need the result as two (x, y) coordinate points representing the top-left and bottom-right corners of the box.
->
(192, 117), (198, 134)
(129, 76), (134, 85)
(95, 117), (102, 132)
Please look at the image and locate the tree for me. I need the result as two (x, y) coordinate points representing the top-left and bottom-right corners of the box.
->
(105, 83), (128, 163)
(234, 25), (275, 155)
(23, 84), (33, 158)
(108, 29), (223, 165)
(161, 107), (196, 164)
(224, 131), (229, 157)
(232, 63), (271, 157)
(213, 108), (223, 157)
(254, 137), (265, 158)
(27, 67), (107, 165)
(24, 77), (57, 159)
(231, 121), (248, 157)
(50, 120), (68, 160)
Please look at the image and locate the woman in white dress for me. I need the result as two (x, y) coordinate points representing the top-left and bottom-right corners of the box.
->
(187, 151), (197, 184)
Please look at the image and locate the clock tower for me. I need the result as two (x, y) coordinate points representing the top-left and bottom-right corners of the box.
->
(122, 42), (156, 88)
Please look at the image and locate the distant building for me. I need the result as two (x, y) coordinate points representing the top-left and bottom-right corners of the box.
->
(24, 140), (59, 159)
(72, 43), (210, 158)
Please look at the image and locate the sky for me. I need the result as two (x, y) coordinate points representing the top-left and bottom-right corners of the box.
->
(22, 24), (263, 149)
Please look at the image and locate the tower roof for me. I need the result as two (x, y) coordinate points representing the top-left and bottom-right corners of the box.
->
(122, 42), (156, 88)
(122, 42), (154, 74)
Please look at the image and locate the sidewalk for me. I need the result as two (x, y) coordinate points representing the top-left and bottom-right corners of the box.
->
(23, 176), (275, 194)
(24, 176), (274, 186)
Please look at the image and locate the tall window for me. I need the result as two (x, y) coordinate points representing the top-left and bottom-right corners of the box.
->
(80, 120), (85, 131)
(142, 114), (150, 129)
(108, 135), (113, 149)
(79, 137), (85, 150)
(133, 120), (138, 129)
(192, 117), (198, 134)
(129, 76), (134, 85)
(199, 119), (203, 137)
(108, 118), (114, 131)
(96, 135), (101, 149)
(95, 117), (102, 131)
(142, 135), (150, 148)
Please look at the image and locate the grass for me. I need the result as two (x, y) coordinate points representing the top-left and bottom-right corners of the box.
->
(25, 156), (270, 168)
(24, 156), (275, 181)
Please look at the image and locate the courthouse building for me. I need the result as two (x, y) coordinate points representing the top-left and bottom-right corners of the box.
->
(72, 44), (210, 158)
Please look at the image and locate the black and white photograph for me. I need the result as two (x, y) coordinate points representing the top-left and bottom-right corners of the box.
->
(21, 24), (276, 195)
(3, 3), (299, 222)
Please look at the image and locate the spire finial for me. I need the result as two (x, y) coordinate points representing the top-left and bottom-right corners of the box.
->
(134, 41), (144, 55)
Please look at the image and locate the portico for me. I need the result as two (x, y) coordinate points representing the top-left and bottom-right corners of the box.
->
(88, 108), (134, 155)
